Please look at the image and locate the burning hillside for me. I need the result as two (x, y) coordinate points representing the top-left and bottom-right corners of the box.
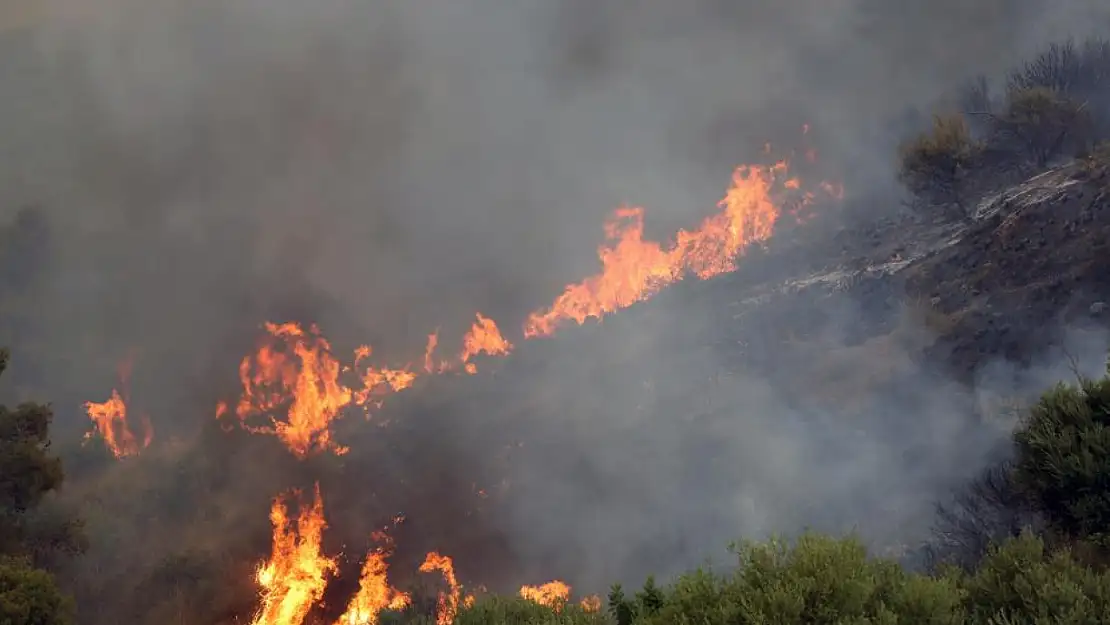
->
(79, 152), (840, 624)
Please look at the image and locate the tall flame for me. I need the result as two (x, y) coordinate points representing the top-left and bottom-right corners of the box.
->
(334, 531), (410, 625)
(83, 358), (152, 458)
(418, 552), (461, 625)
(251, 484), (337, 625)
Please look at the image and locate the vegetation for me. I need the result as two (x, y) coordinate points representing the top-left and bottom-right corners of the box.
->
(4, 34), (1110, 625)
(0, 350), (78, 625)
(900, 37), (1110, 214)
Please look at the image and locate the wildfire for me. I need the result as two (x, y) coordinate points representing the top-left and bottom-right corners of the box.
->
(523, 163), (789, 337)
(334, 532), (410, 625)
(233, 322), (353, 458)
(251, 484), (337, 625)
(519, 580), (572, 609)
(419, 552), (462, 625)
(459, 313), (513, 375)
(83, 358), (152, 458)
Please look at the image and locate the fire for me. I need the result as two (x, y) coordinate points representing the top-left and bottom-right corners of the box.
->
(519, 580), (572, 609)
(334, 533), (410, 625)
(459, 313), (513, 374)
(580, 595), (602, 612)
(251, 484), (337, 625)
(233, 322), (353, 458)
(83, 358), (152, 458)
(523, 163), (786, 337)
(418, 552), (461, 625)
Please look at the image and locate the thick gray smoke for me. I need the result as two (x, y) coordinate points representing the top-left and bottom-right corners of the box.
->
(2, 0), (1110, 599)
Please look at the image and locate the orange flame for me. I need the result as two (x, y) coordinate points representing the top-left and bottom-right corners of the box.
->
(232, 322), (353, 458)
(418, 552), (461, 625)
(519, 581), (572, 609)
(334, 533), (410, 625)
(83, 358), (152, 458)
(523, 163), (785, 337)
(459, 313), (512, 374)
(580, 595), (602, 612)
(251, 484), (337, 625)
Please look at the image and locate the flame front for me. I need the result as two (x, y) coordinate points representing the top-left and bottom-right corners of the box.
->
(84, 356), (153, 458)
(251, 484), (337, 625)
(334, 532), (410, 625)
(524, 163), (787, 337)
(418, 552), (461, 625)
(519, 580), (572, 609)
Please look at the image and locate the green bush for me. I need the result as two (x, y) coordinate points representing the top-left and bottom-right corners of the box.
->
(1011, 360), (1110, 540)
(0, 557), (74, 625)
(959, 532), (1110, 624)
(898, 114), (982, 215)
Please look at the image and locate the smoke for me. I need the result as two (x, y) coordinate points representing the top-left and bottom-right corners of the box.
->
(1, 0), (1110, 614)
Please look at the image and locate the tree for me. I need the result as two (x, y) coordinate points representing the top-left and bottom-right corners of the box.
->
(0, 349), (66, 557)
(898, 114), (982, 216)
(0, 557), (73, 625)
(959, 532), (1110, 624)
(987, 87), (1091, 168)
(1011, 360), (1110, 540)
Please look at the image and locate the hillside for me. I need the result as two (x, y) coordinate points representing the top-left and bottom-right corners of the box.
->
(3, 21), (1110, 625)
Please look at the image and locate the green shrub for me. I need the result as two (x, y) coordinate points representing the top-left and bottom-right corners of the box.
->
(1010, 359), (1110, 541)
(960, 532), (1110, 624)
(631, 533), (964, 625)
(898, 114), (982, 215)
(0, 557), (74, 625)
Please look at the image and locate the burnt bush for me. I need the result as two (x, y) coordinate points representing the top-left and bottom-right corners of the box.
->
(897, 114), (982, 216)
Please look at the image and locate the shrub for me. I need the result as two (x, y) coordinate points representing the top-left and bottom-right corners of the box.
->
(632, 533), (964, 625)
(1011, 360), (1110, 540)
(0, 556), (74, 625)
(898, 113), (982, 215)
(987, 87), (1092, 168)
(960, 532), (1110, 624)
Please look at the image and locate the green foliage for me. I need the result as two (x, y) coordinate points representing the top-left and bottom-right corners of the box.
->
(959, 532), (1110, 624)
(627, 533), (964, 625)
(898, 114), (982, 214)
(1011, 362), (1110, 539)
(0, 349), (69, 559)
(0, 557), (73, 625)
(455, 596), (608, 625)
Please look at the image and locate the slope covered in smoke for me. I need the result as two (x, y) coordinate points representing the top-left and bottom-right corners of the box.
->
(2, 2), (1110, 625)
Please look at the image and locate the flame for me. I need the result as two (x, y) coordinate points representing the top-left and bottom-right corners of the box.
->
(580, 595), (602, 612)
(459, 313), (512, 371)
(251, 484), (337, 625)
(418, 552), (461, 625)
(523, 163), (785, 337)
(232, 322), (353, 458)
(334, 533), (410, 625)
(83, 358), (152, 458)
(353, 345), (418, 405)
(519, 581), (572, 609)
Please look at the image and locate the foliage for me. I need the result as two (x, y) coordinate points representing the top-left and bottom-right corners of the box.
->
(0, 349), (68, 558)
(987, 87), (1092, 168)
(1011, 360), (1110, 540)
(959, 532), (1110, 624)
(0, 557), (74, 625)
(898, 114), (982, 214)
